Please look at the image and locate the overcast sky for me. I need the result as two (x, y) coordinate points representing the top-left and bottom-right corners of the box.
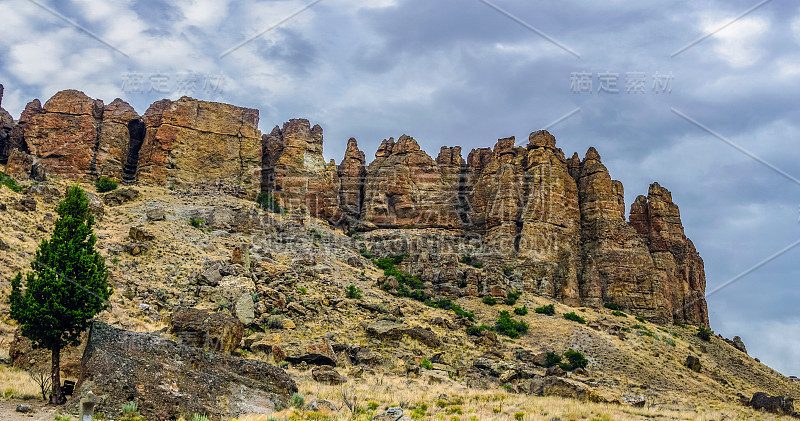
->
(1, 0), (798, 375)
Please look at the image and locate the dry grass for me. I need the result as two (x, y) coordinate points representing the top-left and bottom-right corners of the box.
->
(0, 365), (45, 400)
(230, 370), (784, 421)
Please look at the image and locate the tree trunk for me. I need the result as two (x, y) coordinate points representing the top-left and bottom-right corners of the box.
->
(49, 346), (64, 405)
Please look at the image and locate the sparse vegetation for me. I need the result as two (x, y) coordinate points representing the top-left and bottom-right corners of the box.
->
(495, 310), (528, 338)
(189, 217), (204, 228)
(534, 304), (556, 315)
(0, 171), (23, 192)
(27, 366), (51, 401)
(611, 310), (627, 317)
(460, 254), (483, 268)
(514, 306), (528, 316)
(635, 316), (646, 323)
(544, 351), (562, 367)
(482, 295), (497, 306)
(346, 285), (362, 299)
(563, 312), (586, 324)
(421, 359), (433, 370)
(290, 392), (305, 409)
(95, 175), (119, 192)
(504, 290), (522, 305)
(465, 324), (493, 336)
(255, 192), (283, 213)
(697, 325), (713, 341)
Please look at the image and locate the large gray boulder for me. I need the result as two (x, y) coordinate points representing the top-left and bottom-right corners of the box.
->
(749, 392), (794, 415)
(73, 322), (296, 420)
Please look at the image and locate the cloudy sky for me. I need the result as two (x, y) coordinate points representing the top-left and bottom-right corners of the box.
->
(1, 0), (798, 375)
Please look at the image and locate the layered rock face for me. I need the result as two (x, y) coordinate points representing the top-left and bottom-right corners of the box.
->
(261, 119), (342, 222)
(2, 89), (261, 197)
(137, 96), (262, 197)
(262, 119), (707, 325)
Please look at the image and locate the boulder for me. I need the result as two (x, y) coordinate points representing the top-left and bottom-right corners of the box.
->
(103, 187), (140, 205)
(234, 293), (255, 325)
(529, 375), (589, 401)
(129, 226), (155, 242)
(72, 322), (296, 420)
(306, 398), (339, 412)
(685, 355), (701, 372)
(750, 392), (794, 415)
(168, 308), (244, 353)
(622, 394), (646, 407)
(9, 329), (87, 377)
(372, 406), (405, 421)
(276, 338), (337, 366)
(366, 320), (407, 340)
(311, 365), (344, 385)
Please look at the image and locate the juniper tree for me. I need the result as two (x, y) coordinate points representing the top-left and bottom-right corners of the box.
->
(9, 185), (112, 404)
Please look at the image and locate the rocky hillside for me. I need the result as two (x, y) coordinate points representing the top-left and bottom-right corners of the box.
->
(0, 180), (797, 420)
(0, 86), (706, 327)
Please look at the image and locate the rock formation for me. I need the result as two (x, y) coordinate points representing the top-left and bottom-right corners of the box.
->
(0, 86), (710, 326)
(137, 96), (262, 197)
(74, 322), (296, 420)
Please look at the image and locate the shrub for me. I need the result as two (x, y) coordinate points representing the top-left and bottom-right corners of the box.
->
(359, 248), (374, 259)
(421, 359), (433, 370)
(504, 290), (522, 305)
(192, 415), (210, 421)
(367, 401), (379, 411)
(346, 285), (362, 299)
(514, 306), (528, 316)
(611, 310), (627, 318)
(122, 401), (139, 418)
(189, 217), (204, 228)
(451, 304), (475, 322)
(495, 310), (528, 338)
(95, 176), (119, 192)
(563, 349), (588, 369)
(255, 192), (282, 213)
(563, 312), (586, 324)
(697, 325), (713, 341)
(635, 316), (646, 323)
(482, 296), (497, 306)
(544, 351), (562, 367)
(0, 172), (23, 192)
(534, 304), (555, 315)
(290, 392), (305, 409)
(514, 412), (525, 421)
(603, 302), (621, 311)
(465, 324), (493, 336)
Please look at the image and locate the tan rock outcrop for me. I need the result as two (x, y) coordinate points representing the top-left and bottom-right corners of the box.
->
(629, 182), (709, 326)
(361, 135), (463, 229)
(261, 119), (342, 223)
(136, 96), (262, 197)
(94, 98), (140, 179)
(338, 138), (366, 226)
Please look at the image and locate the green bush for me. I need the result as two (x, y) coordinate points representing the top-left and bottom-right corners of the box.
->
(697, 325), (713, 341)
(504, 290), (522, 306)
(611, 310), (627, 317)
(495, 310), (528, 338)
(534, 304), (555, 316)
(603, 302), (621, 311)
(427, 299), (475, 322)
(367, 401), (379, 411)
(346, 285), (362, 299)
(635, 316), (646, 323)
(465, 324), (493, 336)
(290, 392), (305, 409)
(544, 351), (562, 367)
(95, 176), (119, 192)
(0, 172), (23, 192)
(255, 192), (283, 213)
(563, 312), (586, 324)
(514, 306), (528, 316)
(189, 217), (204, 228)
(482, 296), (498, 306)
(421, 359), (433, 370)
(563, 349), (588, 369)
(359, 248), (374, 259)
(192, 415), (210, 421)
(514, 412), (525, 421)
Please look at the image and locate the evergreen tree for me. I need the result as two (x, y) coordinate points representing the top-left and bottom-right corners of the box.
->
(9, 185), (113, 404)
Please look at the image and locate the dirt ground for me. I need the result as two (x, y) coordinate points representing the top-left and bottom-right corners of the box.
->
(0, 399), (67, 421)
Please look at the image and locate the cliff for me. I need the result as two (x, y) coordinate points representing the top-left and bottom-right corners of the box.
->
(0, 87), (708, 326)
